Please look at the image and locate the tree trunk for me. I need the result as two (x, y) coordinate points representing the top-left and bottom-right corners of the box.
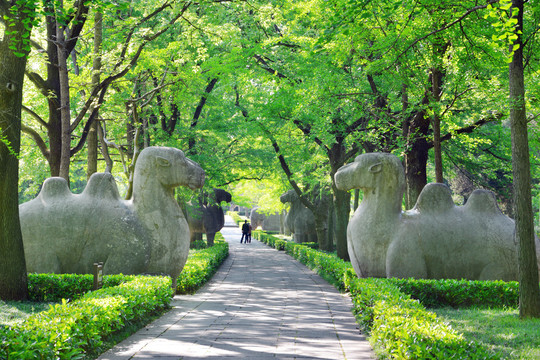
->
(431, 67), (444, 183)
(327, 198), (335, 249)
(404, 96), (430, 209)
(87, 10), (103, 179)
(56, 12), (72, 183)
(0, 4), (33, 301)
(45, 11), (63, 177)
(329, 142), (351, 261)
(333, 187), (350, 261)
(509, 0), (540, 318)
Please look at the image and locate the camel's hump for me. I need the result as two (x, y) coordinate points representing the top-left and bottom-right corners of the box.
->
(82, 172), (121, 200)
(414, 183), (455, 213)
(463, 189), (503, 214)
(37, 177), (73, 203)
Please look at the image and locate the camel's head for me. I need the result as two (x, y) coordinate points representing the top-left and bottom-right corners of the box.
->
(135, 147), (205, 190)
(280, 190), (298, 204)
(335, 152), (405, 193)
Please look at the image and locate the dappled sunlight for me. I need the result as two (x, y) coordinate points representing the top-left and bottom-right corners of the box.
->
(435, 307), (540, 359)
(99, 217), (374, 359)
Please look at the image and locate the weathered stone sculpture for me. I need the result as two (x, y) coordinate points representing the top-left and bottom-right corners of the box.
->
(20, 147), (205, 288)
(183, 188), (232, 246)
(335, 152), (540, 281)
(250, 208), (281, 232)
(280, 190), (317, 243)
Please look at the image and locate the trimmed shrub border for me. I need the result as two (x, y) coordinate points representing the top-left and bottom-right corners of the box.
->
(253, 230), (498, 359)
(226, 211), (246, 226)
(176, 236), (229, 294)
(1, 276), (173, 359)
(1, 236), (229, 359)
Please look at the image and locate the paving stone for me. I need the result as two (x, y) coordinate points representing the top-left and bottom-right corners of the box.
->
(97, 216), (375, 360)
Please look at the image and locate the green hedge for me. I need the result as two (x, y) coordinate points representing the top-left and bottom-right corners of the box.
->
(388, 278), (519, 309)
(1, 276), (173, 359)
(27, 273), (132, 303)
(256, 231), (497, 359)
(226, 211), (245, 225)
(176, 236), (229, 294)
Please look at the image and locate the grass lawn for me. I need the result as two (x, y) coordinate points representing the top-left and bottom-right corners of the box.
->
(0, 300), (51, 327)
(435, 307), (540, 359)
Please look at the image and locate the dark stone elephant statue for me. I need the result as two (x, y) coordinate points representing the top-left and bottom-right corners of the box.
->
(183, 188), (232, 246)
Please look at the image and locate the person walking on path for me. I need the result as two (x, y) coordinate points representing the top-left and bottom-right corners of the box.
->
(240, 220), (250, 243)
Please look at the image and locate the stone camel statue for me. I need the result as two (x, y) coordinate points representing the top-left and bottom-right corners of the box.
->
(182, 188), (232, 246)
(20, 146), (205, 289)
(335, 152), (540, 281)
(280, 190), (317, 243)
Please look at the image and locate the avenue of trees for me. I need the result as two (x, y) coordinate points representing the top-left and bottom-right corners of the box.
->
(1, 0), (539, 316)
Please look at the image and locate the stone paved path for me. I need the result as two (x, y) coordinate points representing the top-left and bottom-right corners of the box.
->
(97, 217), (375, 359)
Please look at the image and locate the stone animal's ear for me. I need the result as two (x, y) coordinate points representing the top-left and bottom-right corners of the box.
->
(369, 162), (382, 174)
(156, 156), (171, 167)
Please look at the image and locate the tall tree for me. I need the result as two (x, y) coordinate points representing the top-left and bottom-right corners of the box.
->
(508, 0), (540, 318)
(0, 0), (38, 300)
(22, 0), (191, 180)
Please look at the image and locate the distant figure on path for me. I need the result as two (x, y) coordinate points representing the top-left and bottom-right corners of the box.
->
(241, 220), (250, 243)
(247, 222), (252, 243)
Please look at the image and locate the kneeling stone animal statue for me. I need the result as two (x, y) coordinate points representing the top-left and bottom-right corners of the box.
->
(335, 152), (540, 281)
(20, 146), (205, 288)
(280, 190), (317, 243)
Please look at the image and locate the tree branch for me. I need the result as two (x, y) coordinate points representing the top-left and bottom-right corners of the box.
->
(69, 2), (191, 139)
(430, 114), (502, 148)
(21, 125), (50, 160)
(25, 71), (56, 106)
(390, 1), (499, 68)
(253, 54), (290, 80)
(22, 105), (49, 129)
(65, 1), (90, 55)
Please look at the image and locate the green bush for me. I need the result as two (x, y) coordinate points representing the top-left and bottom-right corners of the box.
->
(226, 211), (245, 225)
(253, 230), (276, 247)
(1, 276), (173, 359)
(190, 239), (208, 249)
(274, 239), (286, 250)
(388, 278), (519, 309)
(28, 273), (132, 303)
(176, 235), (229, 294)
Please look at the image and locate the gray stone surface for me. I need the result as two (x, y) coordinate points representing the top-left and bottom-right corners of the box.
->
(335, 152), (540, 281)
(250, 207), (281, 232)
(280, 190), (317, 243)
(20, 147), (205, 285)
(184, 188), (232, 245)
(97, 217), (375, 360)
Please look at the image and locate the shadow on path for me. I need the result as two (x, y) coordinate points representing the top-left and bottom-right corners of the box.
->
(98, 217), (375, 359)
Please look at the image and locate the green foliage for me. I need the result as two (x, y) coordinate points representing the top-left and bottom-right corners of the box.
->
(388, 278), (520, 309)
(226, 211), (245, 226)
(27, 273), (135, 303)
(176, 235), (229, 294)
(0, 276), (173, 359)
(274, 239), (287, 251)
